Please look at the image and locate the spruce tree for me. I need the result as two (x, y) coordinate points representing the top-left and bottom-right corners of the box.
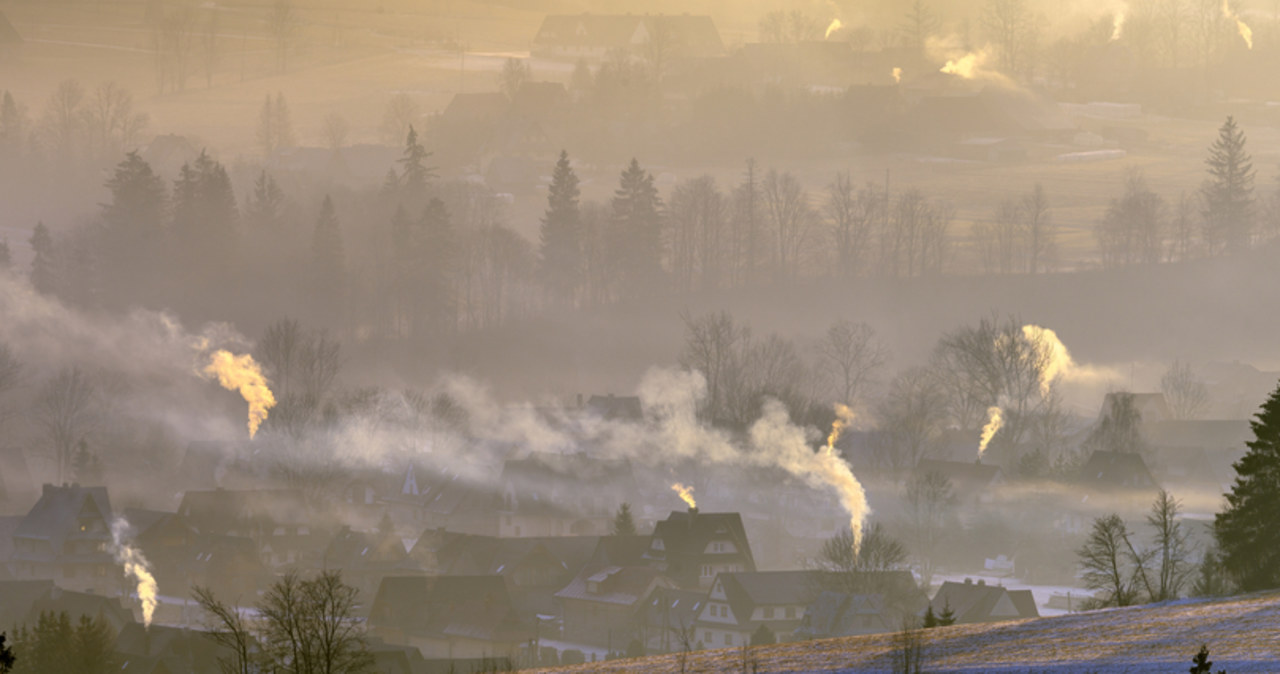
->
(611, 158), (664, 294)
(245, 170), (285, 230)
(612, 503), (637, 536)
(1201, 116), (1255, 256)
(311, 195), (346, 317)
(0, 631), (13, 674)
(922, 605), (938, 628)
(397, 125), (435, 202)
(28, 222), (57, 296)
(1216, 379), (1280, 591)
(102, 151), (166, 304)
(539, 150), (582, 303)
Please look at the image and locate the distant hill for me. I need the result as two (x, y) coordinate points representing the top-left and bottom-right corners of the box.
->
(533, 591), (1280, 673)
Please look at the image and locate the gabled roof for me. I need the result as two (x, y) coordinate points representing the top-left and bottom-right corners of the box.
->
(324, 526), (410, 569)
(930, 580), (1038, 624)
(177, 489), (309, 533)
(435, 534), (598, 580)
(14, 484), (113, 552)
(369, 575), (529, 643)
(1078, 451), (1159, 491)
(589, 534), (650, 567)
(554, 564), (673, 607)
(647, 510), (754, 568)
(712, 571), (819, 627)
(798, 590), (893, 638)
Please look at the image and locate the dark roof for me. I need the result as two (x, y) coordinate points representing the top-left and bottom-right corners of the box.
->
(324, 527), (409, 569)
(647, 510), (754, 568)
(532, 14), (724, 56)
(13, 484), (113, 556)
(368, 575), (529, 643)
(930, 580), (1038, 624)
(434, 534), (598, 580)
(713, 571), (819, 628)
(915, 460), (1003, 495)
(584, 394), (643, 421)
(642, 588), (705, 630)
(1078, 451), (1159, 491)
(798, 590), (893, 638)
(554, 564), (672, 607)
(589, 535), (650, 567)
(115, 623), (230, 674)
(177, 489), (310, 533)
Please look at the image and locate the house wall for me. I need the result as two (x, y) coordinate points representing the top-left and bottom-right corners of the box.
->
(561, 599), (641, 649)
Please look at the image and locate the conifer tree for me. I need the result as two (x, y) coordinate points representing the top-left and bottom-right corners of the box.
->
(397, 125), (435, 202)
(102, 151), (166, 304)
(1216, 379), (1280, 591)
(1201, 116), (1255, 256)
(611, 158), (664, 294)
(612, 503), (637, 536)
(539, 150), (582, 303)
(28, 222), (57, 296)
(245, 170), (285, 230)
(311, 195), (346, 317)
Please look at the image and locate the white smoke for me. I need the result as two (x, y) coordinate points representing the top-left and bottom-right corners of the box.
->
(110, 517), (158, 628)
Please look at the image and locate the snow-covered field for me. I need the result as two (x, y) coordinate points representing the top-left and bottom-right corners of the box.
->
(535, 591), (1280, 673)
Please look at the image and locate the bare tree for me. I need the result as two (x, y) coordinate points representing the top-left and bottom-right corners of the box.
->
(818, 319), (886, 405)
(872, 368), (949, 470)
(879, 189), (950, 278)
(904, 471), (956, 587)
(826, 173), (879, 279)
(1078, 513), (1143, 608)
(814, 522), (908, 593)
(1098, 170), (1165, 267)
(258, 317), (304, 400)
(379, 93), (420, 146)
(679, 310), (750, 424)
(1161, 360), (1210, 420)
(267, 0), (300, 73)
(38, 366), (98, 483)
(763, 169), (817, 282)
(898, 0), (941, 52)
(38, 79), (85, 165)
(1021, 182), (1054, 274)
(642, 18), (681, 90)
(497, 57), (530, 100)
(1147, 489), (1192, 601)
(297, 329), (342, 402)
(200, 10), (219, 88)
(975, 198), (1023, 275)
(321, 112), (349, 152)
(149, 2), (198, 93)
(981, 0), (1040, 78)
(82, 82), (149, 160)
(668, 176), (726, 294)
(192, 586), (253, 674)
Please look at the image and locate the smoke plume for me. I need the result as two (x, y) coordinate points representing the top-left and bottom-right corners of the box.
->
(201, 350), (277, 439)
(1222, 0), (1253, 49)
(110, 518), (158, 628)
(978, 405), (1004, 458)
(671, 482), (697, 509)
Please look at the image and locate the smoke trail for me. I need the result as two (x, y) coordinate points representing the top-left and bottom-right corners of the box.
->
(671, 483), (697, 509)
(201, 350), (277, 439)
(892, 67), (903, 84)
(826, 403), (856, 451)
(978, 405), (1003, 458)
(110, 518), (158, 628)
(1222, 0), (1253, 49)
(825, 18), (844, 39)
(1111, 8), (1127, 41)
(749, 400), (870, 554)
(941, 50), (987, 79)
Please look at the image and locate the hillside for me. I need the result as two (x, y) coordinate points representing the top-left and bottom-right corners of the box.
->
(534, 592), (1280, 673)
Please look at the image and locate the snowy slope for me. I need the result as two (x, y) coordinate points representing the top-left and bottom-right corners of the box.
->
(534, 591), (1280, 673)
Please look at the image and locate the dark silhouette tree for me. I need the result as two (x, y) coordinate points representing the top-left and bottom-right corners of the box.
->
(1216, 380), (1280, 591)
(101, 151), (167, 305)
(749, 624), (775, 646)
(28, 222), (57, 296)
(310, 195), (346, 324)
(1201, 116), (1255, 256)
(539, 150), (582, 304)
(612, 503), (637, 536)
(396, 125), (435, 203)
(245, 170), (285, 231)
(610, 158), (664, 295)
(171, 150), (238, 311)
(0, 632), (14, 674)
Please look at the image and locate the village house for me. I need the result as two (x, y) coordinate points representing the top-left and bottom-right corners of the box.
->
(177, 489), (327, 569)
(644, 508), (756, 590)
(7, 484), (116, 595)
(929, 578), (1039, 624)
(639, 587), (705, 654)
(0, 579), (136, 635)
(319, 525), (420, 606)
(915, 459), (1005, 506)
(797, 570), (927, 639)
(368, 575), (531, 660)
(498, 452), (636, 538)
(554, 564), (675, 651)
(694, 570), (818, 649)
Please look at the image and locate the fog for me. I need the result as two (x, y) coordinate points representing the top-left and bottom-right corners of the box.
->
(0, 0), (1277, 670)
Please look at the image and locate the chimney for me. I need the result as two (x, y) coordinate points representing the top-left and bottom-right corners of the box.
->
(964, 578), (972, 585)
(688, 506), (698, 516)
(977, 579), (986, 586)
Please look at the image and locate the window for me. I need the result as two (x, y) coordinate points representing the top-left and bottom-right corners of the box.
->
(701, 565), (712, 577)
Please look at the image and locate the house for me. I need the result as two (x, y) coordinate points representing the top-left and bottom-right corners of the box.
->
(368, 575), (531, 659)
(184, 533), (271, 602)
(694, 571), (818, 649)
(1101, 392), (1171, 424)
(0, 10), (23, 62)
(320, 526), (420, 604)
(7, 484), (116, 594)
(797, 591), (899, 639)
(428, 534), (599, 615)
(114, 623), (231, 674)
(531, 14), (725, 60)
(639, 587), (705, 654)
(176, 489), (326, 568)
(929, 578), (1038, 624)
(387, 465), (499, 536)
(498, 452), (636, 537)
(915, 459), (1005, 505)
(1078, 451), (1159, 492)
(554, 564), (675, 650)
(644, 509), (755, 590)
